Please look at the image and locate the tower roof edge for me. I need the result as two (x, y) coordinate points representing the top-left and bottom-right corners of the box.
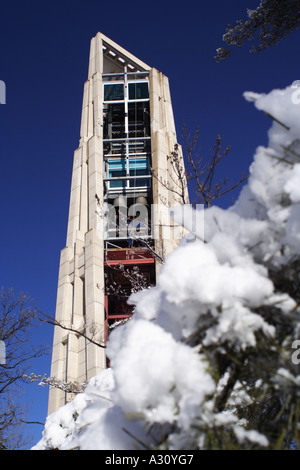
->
(96, 32), (152, 72)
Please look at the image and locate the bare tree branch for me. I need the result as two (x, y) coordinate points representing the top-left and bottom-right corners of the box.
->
(38, 312), (106, 349)
(0, 287), (48, 449)
(182, 127), (248, 208)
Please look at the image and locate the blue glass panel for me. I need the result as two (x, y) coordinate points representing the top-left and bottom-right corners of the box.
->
(104, 84), (124, 101)
(129, 158), (148, 170)
(129, 82), (149, 100)
(108, 159), (126, 188)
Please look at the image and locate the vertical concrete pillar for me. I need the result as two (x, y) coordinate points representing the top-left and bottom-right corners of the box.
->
(48, 34), (106, 415)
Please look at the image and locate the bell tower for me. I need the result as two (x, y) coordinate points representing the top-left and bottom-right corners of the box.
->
(48, 33), (187, 414)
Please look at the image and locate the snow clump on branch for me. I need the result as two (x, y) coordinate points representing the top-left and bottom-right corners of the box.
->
(33, 84), (300, 450)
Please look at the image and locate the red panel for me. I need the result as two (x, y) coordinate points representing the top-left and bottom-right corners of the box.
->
(105, 258), (154, 266)
(106, 247), (155, 261)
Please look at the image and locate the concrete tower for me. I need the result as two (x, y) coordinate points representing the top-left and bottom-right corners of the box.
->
(48, 33), (188, 414)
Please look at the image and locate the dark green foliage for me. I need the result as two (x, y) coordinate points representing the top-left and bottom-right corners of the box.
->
(216, 0), (300, 61)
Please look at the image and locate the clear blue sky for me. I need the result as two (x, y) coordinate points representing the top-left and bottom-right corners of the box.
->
(1, 0), (300, 447)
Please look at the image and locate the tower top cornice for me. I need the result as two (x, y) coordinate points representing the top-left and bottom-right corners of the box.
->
(88, 32), (151, 78)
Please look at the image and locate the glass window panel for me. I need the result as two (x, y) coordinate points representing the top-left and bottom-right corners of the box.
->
(108, 159), (126, 188)
(104, 84), (124, 101)
(129, 157), (150, 187)
(128, 102), (150, 137)
(129, 173), (150, 188)
(108, 160), (126, 189)
(129, 82), (149, 100)
(103, 103), (125, 139)
(110, 179), (126, 189)
(108, 159), (126, 172)
(129, 157), (149, 170)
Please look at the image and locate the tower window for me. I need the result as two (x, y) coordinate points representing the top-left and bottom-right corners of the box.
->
(129, 157), (150, 188)
(128, 102), (150, 137)
(103, 103), (126, 140)
(108, 159), (126, 188)
(107, 157), (150, 190)
(129, 82), (149, 100)
(104, 83), (124, 101)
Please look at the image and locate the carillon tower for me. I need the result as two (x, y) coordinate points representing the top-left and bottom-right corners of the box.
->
(48, 33), (187, 414)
